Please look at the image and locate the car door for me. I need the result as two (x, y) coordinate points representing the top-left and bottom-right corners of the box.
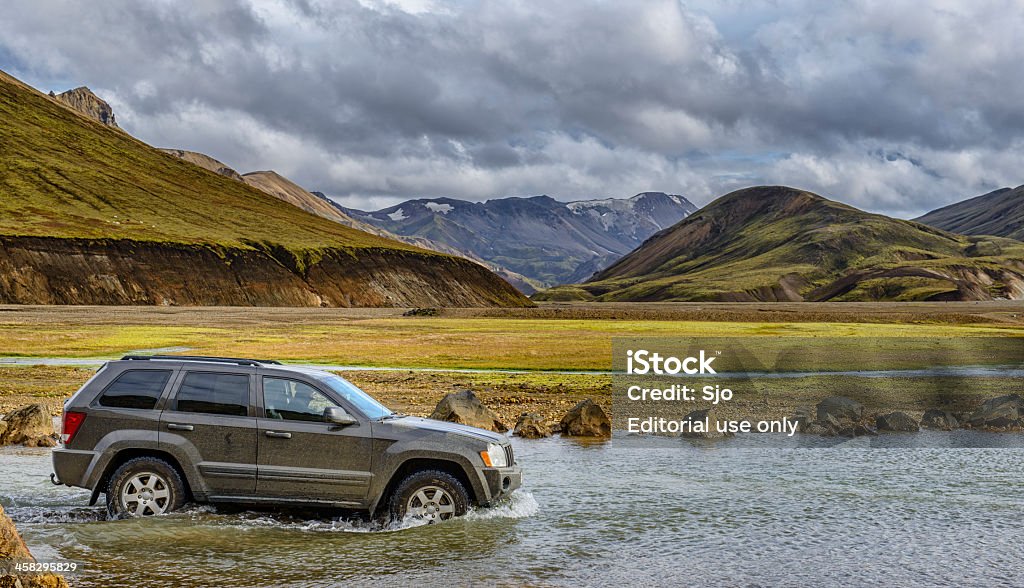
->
(255, 373), (373, 504)
(160, 369), (258, 496)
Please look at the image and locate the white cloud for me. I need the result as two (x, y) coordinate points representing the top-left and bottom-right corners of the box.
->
(0, 0), (1021, 215)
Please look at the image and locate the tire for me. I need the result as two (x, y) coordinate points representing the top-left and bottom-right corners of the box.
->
(388, 469), (470, 523)
(106, 456), (187, 519)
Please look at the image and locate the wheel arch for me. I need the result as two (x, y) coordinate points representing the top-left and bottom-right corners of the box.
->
(96, 448), (195, 503)
(371, 457), (479, 516)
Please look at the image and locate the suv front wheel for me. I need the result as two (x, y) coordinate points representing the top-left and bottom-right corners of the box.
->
(389, 469), (470, 523)
(106, 457), (187, 518)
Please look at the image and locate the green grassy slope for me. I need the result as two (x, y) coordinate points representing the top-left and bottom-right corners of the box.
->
(536, 186), (1024, 302)
(0, 70), (420, 253)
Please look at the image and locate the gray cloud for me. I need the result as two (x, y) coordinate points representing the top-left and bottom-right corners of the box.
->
(1, 0), (1022, 216)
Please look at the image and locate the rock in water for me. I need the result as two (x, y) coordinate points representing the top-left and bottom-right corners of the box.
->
(429, 389), (508, 433)
(24, 436), (57, 448)
(0, 503), (70, 587)
(559, 399), (610, 437)
(816, 396), (864, 423)
(920, 409), (959, 430)
(0, 404), (54, 446)
(876, 412), (920, 432)
(791, 406), (816, 432)
(851, 423), (879, 437)
(1, 504), (70, 585)
(968, 394), (1023, 429)
(513, 413), (553, 439)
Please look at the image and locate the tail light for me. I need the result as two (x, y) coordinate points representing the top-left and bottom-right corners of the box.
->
(61, 411), (87, 445)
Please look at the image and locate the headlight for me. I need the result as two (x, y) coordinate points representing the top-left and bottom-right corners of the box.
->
(480, 443), (508, 468)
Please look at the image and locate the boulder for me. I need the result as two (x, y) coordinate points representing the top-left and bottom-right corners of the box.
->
(0, 404), (55, 446)
(968, 394), (1023, 429)
(559, 399), (610, 437)
(801, 422), (835, 436)
(0, 503), (69, 587)
(823, 413), (844, 430)
(853, 423), (879, 437)
(815, 396), (864, 424)
(429, 389), (508, 433)
(876, 412), (920, 433)
(798, 398), (877, 437)
(513, 413), (553, 439)
(920, 409), (959, 430)
(24, 436), (58, 448)
(791, 406), (816, 432)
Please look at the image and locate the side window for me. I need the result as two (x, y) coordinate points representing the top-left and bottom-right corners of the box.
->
(174, 372), (250, 417)
(98, 370), (172, 410)
(263, 378), (337, 422)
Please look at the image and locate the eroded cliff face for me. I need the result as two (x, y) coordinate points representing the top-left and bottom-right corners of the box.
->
(49, 86), (119, 128)
(0, 237), (531, 307)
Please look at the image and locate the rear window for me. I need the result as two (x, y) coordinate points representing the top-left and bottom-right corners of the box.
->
(98, 369), (172, 410)
(174, 372), (250, 416)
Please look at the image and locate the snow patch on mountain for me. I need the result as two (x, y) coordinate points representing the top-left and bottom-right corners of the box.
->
(425, 201), (454, 214)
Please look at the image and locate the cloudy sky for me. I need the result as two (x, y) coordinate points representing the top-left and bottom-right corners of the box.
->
(1, 0), (1022, 216)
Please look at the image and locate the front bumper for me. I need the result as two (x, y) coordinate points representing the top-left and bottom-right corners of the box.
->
(479, 465), (522, 506)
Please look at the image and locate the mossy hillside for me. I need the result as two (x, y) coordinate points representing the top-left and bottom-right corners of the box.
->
(538, 187), (1024, 302)
(0, 70), (423, 256)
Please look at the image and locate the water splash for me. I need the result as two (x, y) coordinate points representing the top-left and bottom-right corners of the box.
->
(464, 490), (539, 521)
(168, 490), (540, 532)
(7, 506), (105, 524)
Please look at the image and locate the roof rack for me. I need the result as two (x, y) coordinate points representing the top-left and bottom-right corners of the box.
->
(121, 355), (282, 366)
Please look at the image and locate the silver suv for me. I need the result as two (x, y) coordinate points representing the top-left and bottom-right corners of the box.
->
(52, 356), (521, 522)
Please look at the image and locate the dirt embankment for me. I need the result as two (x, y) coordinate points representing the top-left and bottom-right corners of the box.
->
(0, 237), (531, 308)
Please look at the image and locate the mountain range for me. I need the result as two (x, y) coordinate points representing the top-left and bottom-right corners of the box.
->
(0, 71), (528, 307)
(155, 149), (544, 292)
(536, 186), (1024, 302)
(342, 192), (696, 291)
(24, 77), (1024, 305)
(158, 142), (697, 293)
(915, 185), (1024, 240)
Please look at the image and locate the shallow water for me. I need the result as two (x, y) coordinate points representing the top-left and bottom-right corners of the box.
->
(2, 437), (1023, 587)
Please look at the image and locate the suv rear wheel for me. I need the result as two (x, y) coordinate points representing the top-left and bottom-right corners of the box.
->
(389, 469), (469, 523)
(106, 457), (187, 518)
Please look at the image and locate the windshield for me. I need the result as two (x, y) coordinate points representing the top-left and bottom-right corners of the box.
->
(319, 374), (393, 420)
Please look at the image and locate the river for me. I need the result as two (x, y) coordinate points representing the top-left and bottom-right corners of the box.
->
(2, 435), (1023, 587)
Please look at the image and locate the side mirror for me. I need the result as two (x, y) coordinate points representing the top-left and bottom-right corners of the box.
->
(324, 406), (358, 426)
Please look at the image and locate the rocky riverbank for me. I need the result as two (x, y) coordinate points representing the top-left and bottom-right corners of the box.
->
(792, 393), (1024, 437)
(1, 366), (1020, 445)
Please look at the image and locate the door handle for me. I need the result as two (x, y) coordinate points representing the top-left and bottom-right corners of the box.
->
(265, 431), (292, 439)
(166, 423), (194, 431)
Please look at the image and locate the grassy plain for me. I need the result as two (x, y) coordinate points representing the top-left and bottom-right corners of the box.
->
(0, 302), (1021, 423)
(0, 303), (1021, 370)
